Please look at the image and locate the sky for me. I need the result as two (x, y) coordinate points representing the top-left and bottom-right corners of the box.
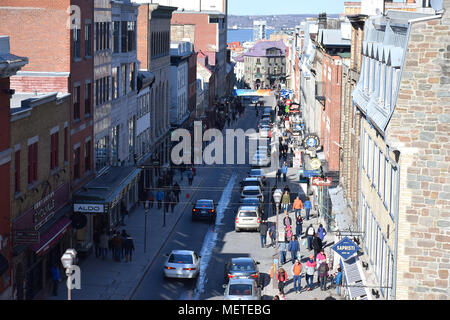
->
(228, 0), (348, 15)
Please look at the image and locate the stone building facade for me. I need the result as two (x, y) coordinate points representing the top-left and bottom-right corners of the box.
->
(352, 6), (449, 300)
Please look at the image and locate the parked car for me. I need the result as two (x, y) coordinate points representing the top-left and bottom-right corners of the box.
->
(163, 250), (201, 279)
(259, 128), (270, 139)
(256, 145), (271, 158)
(235, 206), (261, 232)
(240, 177), (264, 192)
(241, 186), (264, 202)
(224, 257), (261, 284)
(223, 278), (262, 300)
(192, 199), (216, 222)
(248, 168), (266, 185)
(251, 151), (270, 166)
(240, 197), (264, 217)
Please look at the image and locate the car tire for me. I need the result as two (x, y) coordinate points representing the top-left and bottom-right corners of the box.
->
(235, 227), (240, 232)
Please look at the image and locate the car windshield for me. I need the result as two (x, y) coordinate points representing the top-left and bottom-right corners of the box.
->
(250, 169), (263, 176)
(244, 181), (259, 187)
(239, 211), (257, 217)
(244, 190), (259, 196)
(168, 254), (193, 264)
(229, 284), (253, 296)
(231, 260), (255, 272)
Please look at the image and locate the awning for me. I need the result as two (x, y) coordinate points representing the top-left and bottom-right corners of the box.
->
(0, 253), (8, 276)
(30, 217), (71, 256)
(341, 256), (370, 300)
(329, 186), (353, 232)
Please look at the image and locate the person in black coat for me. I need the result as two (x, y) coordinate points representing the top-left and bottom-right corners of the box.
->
(312, 233), (323, 260)
(259, 222), (269, 248)
(123, 237), (135, 262)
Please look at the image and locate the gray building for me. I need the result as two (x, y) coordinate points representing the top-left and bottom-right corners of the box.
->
(244, 40), (286, 90)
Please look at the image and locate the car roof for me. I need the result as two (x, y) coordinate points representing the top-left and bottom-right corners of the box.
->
(250, 169), (263, 173)
(239, 206), (258, 211)
(196, 199), (213, 204)
(228, 278), (256, 285)
(243, 177), (260, 182)
(231, 257), (255, 264)
(170, 250), (195, 255)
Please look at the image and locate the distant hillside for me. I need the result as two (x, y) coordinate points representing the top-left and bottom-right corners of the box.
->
(228, 14), (340, 30)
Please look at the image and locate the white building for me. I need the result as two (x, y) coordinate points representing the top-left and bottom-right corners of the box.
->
(253, 20), (267, 41)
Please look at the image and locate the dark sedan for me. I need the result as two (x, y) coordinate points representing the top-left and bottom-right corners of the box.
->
(224, 257), (261, 285)
(192, 199), (216, 222)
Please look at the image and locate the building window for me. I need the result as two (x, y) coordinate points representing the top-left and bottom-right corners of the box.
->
(28, 142), (38, 185)
(85, 83), (91, 116)
(379, 150), (385, 198)
(373, 143), (379, 189)
(112, 67), (119, 99)
(129, 62), (135, 92)
(121, 64), (127, 95)
(390, 165), (398, 222)
(384, 159), (391, 210)
(129, 116), (135, 159)
(14, 150), (20, 193)
(73, 85), (80, 120)
(64, 127), (68, 162)
(95, 136), (109, 171)
(121, 21), (128, 52)
(85, 23), (92, 56)
(113, 21), (120, 53)
(73, 27), (81, 59)
(50, 132), (59, 170)
(74, 146), (80, 180)
(85, 140), (91, 173)
(127, 22), (136, 52)
(112, 125), (119, 164)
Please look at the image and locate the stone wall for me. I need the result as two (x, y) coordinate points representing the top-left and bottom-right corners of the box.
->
(385, 3), (450, 300)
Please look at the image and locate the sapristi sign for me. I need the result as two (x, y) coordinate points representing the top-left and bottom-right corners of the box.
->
(331, 237), (361, 260)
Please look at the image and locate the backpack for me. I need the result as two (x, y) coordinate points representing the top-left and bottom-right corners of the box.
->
(319, 263), (327, 274)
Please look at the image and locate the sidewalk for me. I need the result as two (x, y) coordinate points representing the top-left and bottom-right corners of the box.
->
(259, 124), (343, 300)
(47, 168), (204, 300)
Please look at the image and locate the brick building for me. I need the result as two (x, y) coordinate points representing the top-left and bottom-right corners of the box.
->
(0, 0), (95, 193)
(0, 36), (28, 300)
(9, 90), (72, 300)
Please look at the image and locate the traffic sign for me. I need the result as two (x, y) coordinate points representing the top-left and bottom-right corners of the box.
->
(332, 237), (361, 260)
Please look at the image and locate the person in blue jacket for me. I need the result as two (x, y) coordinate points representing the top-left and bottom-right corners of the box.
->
(287, 235), (300, 265)
(304, 197), (312, 220)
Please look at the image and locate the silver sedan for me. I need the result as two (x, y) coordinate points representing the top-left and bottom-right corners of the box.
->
(163, 250), (201, 279)
(223, 278), (262, 300)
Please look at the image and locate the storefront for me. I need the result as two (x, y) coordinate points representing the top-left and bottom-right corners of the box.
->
(73, 167), (141, 250)
(11, 183), (72, 300)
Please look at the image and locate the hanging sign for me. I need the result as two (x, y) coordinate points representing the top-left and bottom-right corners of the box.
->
(311, 177), (332, 187)
(310, 158), (322, 170)
(303, 134), (320, 151)
(332, 237), (361, 260)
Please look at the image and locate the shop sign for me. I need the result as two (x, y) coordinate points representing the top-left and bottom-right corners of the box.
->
(310, 158), (322, 170)
(303, 134), (320, 151)
(332, 237), (361, 260)
(311, 177), (332, 187)
(12, 183), (69, 231)
(73, 203), (105, 214)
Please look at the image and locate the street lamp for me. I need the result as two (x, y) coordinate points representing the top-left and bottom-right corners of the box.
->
(272, 188), (283, 289)
(61, 248), (78, 300)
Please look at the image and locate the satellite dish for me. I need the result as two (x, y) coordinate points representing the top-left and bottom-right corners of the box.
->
(430, 0), (444, 12)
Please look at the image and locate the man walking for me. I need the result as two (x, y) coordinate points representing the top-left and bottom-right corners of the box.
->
(281, 163), (288, 182)
(318, 261), (329, 291)
(99, 230), (109, 260)
(304, 197), (312, 220)
(312, 233), (323, 260)
(291, 259), (303, 293)
(288, 235), (300, 265)
(292, 196), (303, 219)
(124, 236), (135, 262)
(278, 240), (288, 265)
(260, 221), (268, 248)
(305, 224), (315, 250)
(305, 255), (316, 291)
(173, 182), (181, 203)
(269, 223), (277, 247)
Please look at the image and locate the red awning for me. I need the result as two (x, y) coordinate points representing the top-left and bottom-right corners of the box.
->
(30, 217), (72, 256)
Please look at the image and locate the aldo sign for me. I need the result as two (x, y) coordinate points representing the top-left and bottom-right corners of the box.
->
(331, 237), (361, 260)
(73, 204), (105, 214)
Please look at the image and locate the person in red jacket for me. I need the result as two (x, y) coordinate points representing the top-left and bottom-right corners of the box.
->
(276, 267), (288, 296)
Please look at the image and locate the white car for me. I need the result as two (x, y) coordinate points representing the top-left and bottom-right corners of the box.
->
(251, 152), (270, 167)
(235, 206), (261, 232)
(259, 127), (270, 139)
(241, 186), (264, 202)
(163, 250), (201, 279)
(223, 278), (262, 300)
